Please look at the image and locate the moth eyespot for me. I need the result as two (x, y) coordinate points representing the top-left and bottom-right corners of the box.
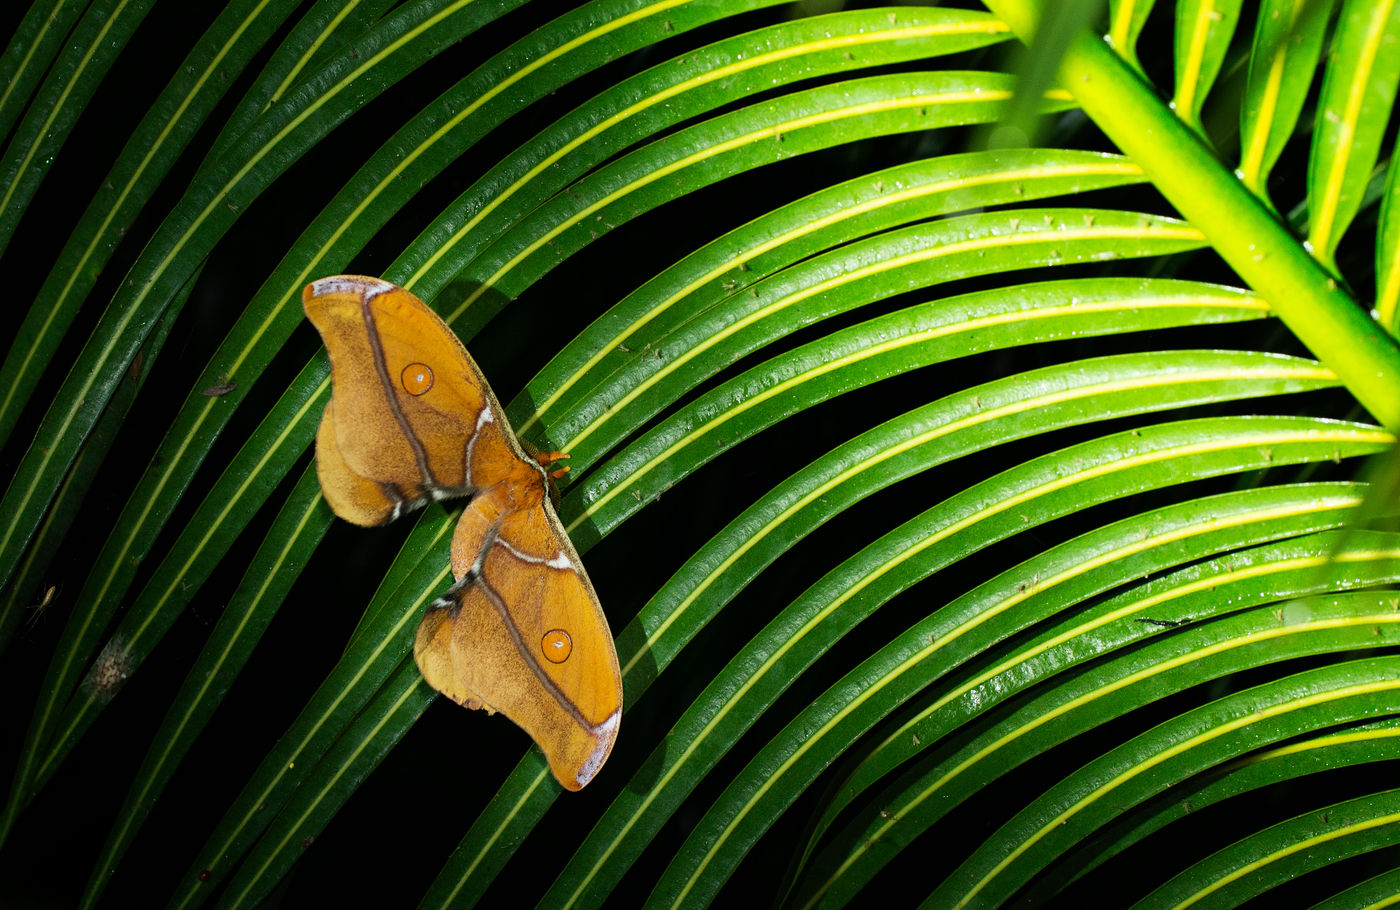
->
(542, 629), (572, 663)
(401, 362), (434, 395)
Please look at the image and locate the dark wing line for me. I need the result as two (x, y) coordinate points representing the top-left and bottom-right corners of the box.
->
(359, 288), (438, 486)
(377, 482), (426, 523)
(475, 551), (599, 733)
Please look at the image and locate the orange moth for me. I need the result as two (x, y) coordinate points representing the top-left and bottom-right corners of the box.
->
(303, 275), (621, 791)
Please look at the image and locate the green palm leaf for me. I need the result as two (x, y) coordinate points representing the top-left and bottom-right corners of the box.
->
(2, 0), (1398, 906)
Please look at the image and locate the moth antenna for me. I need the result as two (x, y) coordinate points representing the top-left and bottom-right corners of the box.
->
(535, 450), (572, 479)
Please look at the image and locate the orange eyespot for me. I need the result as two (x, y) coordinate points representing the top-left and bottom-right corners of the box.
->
(401, 363), (433, 395)
(542, 629), (572, 663)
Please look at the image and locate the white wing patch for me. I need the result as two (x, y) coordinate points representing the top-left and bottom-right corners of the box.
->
(311, 275), (394, 299)
(498, 538), (572, 570)
(576, 709), (621, 788)
(464, 407), (495, 481)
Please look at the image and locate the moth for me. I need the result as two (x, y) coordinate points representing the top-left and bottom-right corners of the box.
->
(303, 275), (621, 790)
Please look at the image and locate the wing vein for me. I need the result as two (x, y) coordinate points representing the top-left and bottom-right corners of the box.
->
(476, 547), (596, 732)
(359, 288), (438, 486)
